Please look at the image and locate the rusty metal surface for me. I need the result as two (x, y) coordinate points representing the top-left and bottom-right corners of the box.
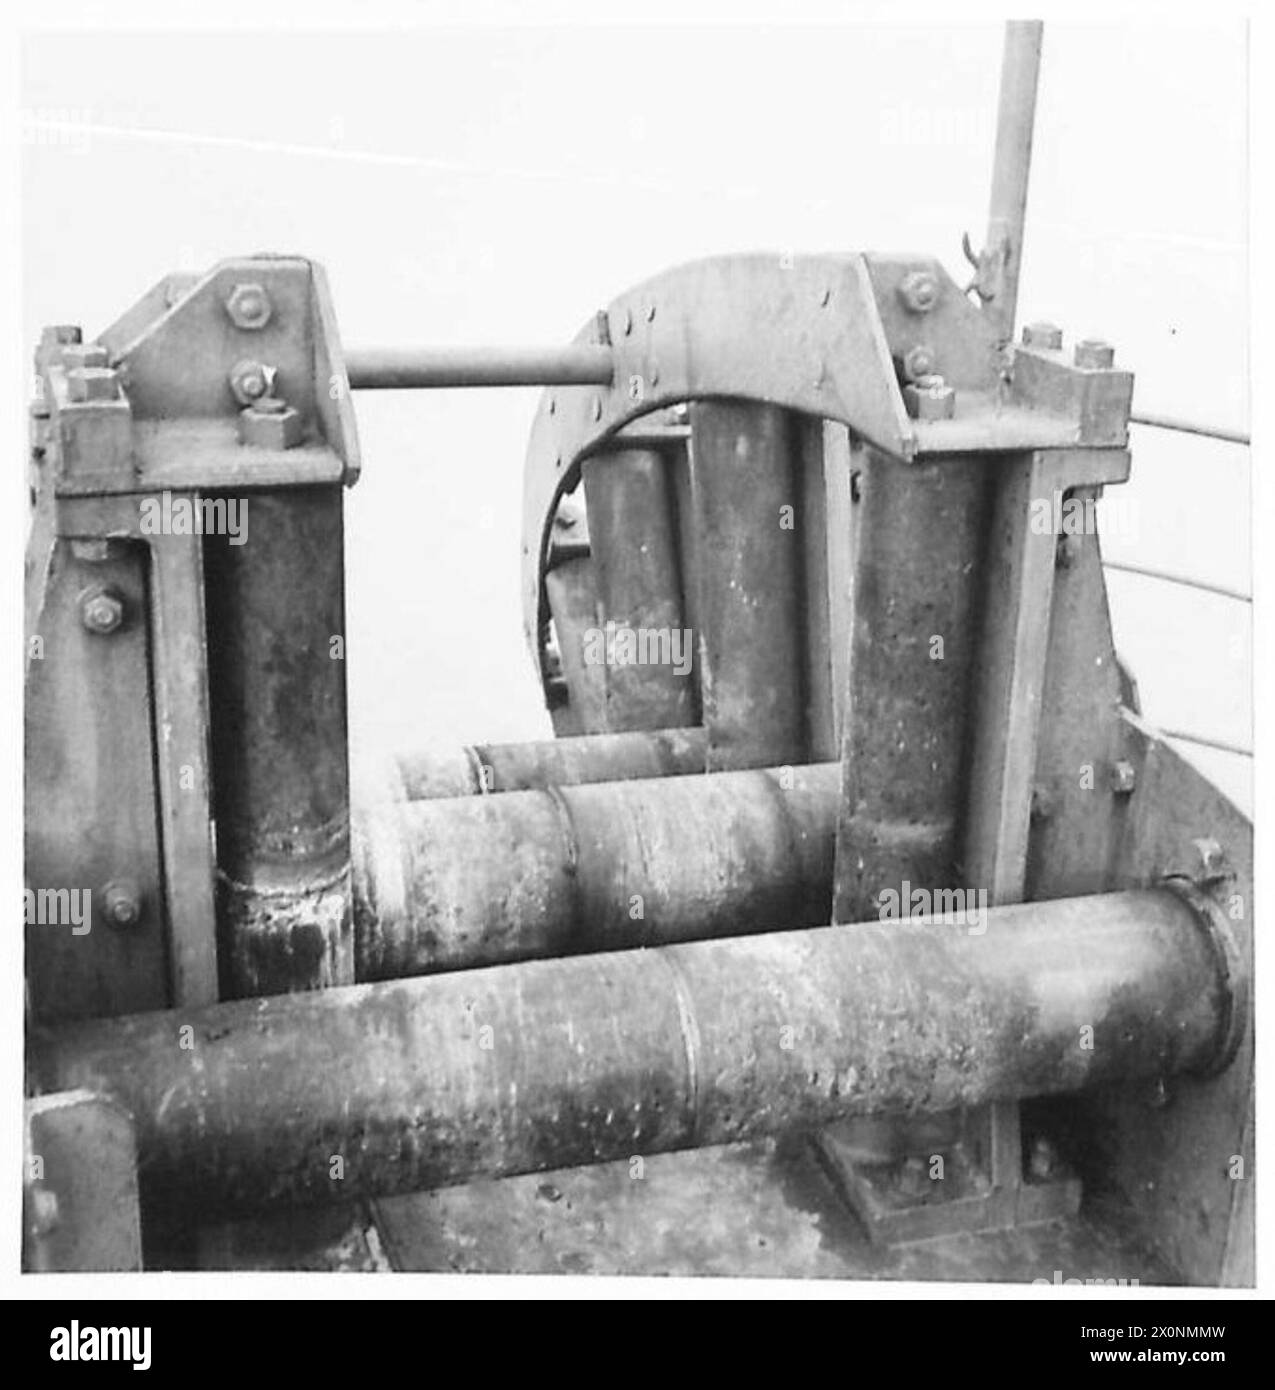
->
(353, 762), (838, 978)
(690, 402), (806, 768)
(581, 447), (697, 730)
(380, 727), (709, 800)
(1082, 713), (1255, 1286)
(25, 537), (170, 1021)
(371, 1136), (1177, 1283)
(831, 447), (990, 922)
(24, 1090), (142, 1272)
(204, 488), (353, 997)
(32, 890), (1230, 1214)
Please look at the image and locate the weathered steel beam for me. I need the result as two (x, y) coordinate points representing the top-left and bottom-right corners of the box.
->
(344, 345), (614, 390)
(354, 762), (838, 979)
(376, 727), (709, 800)
(204, 489), (353, 998)
(31, 889), (1232, 1213)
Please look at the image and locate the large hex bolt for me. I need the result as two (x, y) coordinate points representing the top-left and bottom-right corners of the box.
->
(228, 359), (276, 406)
(238, 396), (303, 450)
(102, 880), (142, 929)
(66, 367), (120, 403)
(1022, 321), (1064, 350)
(1110, 760), (1138, 796)
(898, 271), (940, 315)
(902, 373), (956, 421)
(225, 282), (273, 331)
(79, 585), (125, 635)
(903, 344), (937, 381)
(1074, 339), (1115, 369)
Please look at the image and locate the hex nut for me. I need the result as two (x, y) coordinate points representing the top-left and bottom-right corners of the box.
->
(238, 401), (303, 450)
(898, 271), (940, 314)
(903, 376), (956, 421)
(1074, 339), (1115, 370)
(66, 367), (120, 403)
(225, 282), (273, 331)
(1110, 760), (1137, 795)
(1022, 322), (1063, 351)
(228, 359), (275, 406)
(80, 586), (125, 635)
(61, 343), (111, 372)
(102, 880), (142, 929)
(903, 344), (937, 381)
(41, 324), (82, 349)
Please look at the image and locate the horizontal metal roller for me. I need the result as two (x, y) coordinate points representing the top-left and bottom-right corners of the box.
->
(353, 761), (837, 979)
(376, 727), (708, 800)
(30, 888), (1233, 1213)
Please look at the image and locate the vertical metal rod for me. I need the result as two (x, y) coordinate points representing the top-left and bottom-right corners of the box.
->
(983, 20), (1044, 344)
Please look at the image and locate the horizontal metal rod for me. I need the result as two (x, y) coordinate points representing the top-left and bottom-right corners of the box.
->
(354, 761), (838, 979)
(1129, 411), (1250, 447)
(31, 888), (1229, 1213)
(375, 727), (708, 800)
(1104, 559), (1252, 604)
(344, 345), (614, 390)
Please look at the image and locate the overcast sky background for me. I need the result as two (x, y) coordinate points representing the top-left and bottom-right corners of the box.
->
(21, 22), (1251, 810)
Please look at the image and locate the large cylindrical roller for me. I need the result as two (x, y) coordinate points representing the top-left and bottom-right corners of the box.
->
(31, 888), (1235, 1214)
(353, 761), (838, 979)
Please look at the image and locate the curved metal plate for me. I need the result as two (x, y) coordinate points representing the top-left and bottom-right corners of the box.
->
(520, 253), (913, 676)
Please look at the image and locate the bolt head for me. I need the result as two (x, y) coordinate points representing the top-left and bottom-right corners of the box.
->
(80, 586), (125, 634)
(1110, 759), (1137, 795)
(238, 401), (302, 450)
(898, 270), (940, 314)
(1074, 338), (1115, 370)
(903, 377), (956, 421)
(66, 367), (120, 403)
(225, 282), (273, 331)
(228, 358), (275, 406)
(1191, 837), (1229, 883)
(27, 1187), (60, 1238)
(103, 880), (142, 929)
(903, 345), (937, 381)
(1022, 321), (1063, 350)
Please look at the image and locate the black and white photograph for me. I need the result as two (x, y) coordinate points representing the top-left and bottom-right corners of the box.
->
(5, 0), (1270, 1345)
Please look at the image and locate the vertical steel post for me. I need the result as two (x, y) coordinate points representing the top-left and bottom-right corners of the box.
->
(204, 487), (353, 997)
